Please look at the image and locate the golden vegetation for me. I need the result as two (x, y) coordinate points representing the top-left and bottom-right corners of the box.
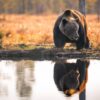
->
(87, 15), (100, 48)
(0, 14), (100, 49)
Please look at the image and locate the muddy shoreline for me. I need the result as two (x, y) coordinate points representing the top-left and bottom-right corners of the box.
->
(0, 48), (100, 60)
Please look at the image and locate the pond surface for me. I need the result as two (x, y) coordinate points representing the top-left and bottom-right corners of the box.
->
(0, 59), (100, 100)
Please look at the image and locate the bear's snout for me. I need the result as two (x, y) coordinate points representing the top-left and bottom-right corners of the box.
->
(73, 33), (79, 40)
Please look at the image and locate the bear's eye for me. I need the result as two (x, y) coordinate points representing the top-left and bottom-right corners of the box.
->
(62, 19), (68, 26)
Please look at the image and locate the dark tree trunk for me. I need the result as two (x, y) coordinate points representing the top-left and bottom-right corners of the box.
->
(79, 0), (86, 15)
(97, 12), (100, 22)
(79, 89), (86, 100)
(96, 0), (100, 22)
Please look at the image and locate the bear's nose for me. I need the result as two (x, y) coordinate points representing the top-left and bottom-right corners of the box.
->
(75, 35), (79, 40)
(74, 33), (79, 40)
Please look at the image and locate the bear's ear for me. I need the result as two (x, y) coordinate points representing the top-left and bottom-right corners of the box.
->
(64, 10), (72, 16)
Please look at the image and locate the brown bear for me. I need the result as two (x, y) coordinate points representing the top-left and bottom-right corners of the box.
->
(53, 9), (90, 49)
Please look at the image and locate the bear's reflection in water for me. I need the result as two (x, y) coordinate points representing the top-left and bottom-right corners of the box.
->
(54, 59), (90, 99)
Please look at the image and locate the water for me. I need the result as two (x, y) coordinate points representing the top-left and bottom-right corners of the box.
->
(0, 59), (100, 100)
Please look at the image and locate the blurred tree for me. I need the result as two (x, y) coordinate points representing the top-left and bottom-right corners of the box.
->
(0, 0), (98, 14)
(87, 0), (96, 13)
(64, 0), (78, 10)
(16, 0), (26, 13)
(32, 0), (46, 14)
(79, 0), (86, 15)
(52, 0), (63, 13)
(0, 0), (4, 13)
(96, 0), (100, 21)
(26, 0), (33, 14)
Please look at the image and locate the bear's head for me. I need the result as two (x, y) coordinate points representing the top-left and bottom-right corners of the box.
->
(59, 10), (79, 41)
(59, 69), (80, 96)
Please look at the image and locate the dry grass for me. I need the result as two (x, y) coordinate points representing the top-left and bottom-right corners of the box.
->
(0, 14), (100, 49)
(87, 15), (100, 48)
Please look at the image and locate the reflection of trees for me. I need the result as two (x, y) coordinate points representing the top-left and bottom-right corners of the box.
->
(0, 60), (16, 97)
(16, 60), (34, 98)
(0, 84), (8, 96)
